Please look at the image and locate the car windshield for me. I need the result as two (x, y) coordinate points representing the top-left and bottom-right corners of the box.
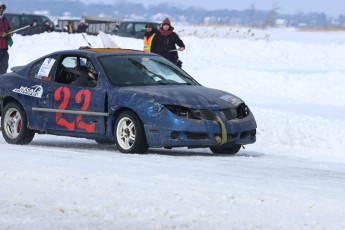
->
(98, 55), (198, 86)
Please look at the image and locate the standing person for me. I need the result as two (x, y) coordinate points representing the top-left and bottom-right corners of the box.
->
(42, 20), (54, 33)
(143, 23), (155, 52)
(150, 17), (185, 68)
(76, 19), (88, 33)
(25, 20), (41, 36)
(0, 2), (11, 74)
(64, 21), (74, 34)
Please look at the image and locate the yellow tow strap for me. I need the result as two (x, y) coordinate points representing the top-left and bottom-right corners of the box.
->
(215, 116), (227, 145)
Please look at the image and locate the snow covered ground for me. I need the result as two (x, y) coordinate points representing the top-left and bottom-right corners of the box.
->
(1, 26), (345, 229)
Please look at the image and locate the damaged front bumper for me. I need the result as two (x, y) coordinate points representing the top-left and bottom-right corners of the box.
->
(144, 108), (257, 148)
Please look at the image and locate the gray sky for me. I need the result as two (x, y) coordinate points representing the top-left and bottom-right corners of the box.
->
(77, 0), (345, 17)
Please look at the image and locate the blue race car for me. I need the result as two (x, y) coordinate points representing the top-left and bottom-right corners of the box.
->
(0, 47), (256, 154)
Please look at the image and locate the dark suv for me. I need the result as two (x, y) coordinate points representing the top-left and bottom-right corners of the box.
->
(4, 13), (55, 35)
(115, 21), (160, 39)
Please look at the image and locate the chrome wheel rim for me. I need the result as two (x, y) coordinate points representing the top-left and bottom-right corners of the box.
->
(116, 117), (136, 150)
(3, 108), (22, 139)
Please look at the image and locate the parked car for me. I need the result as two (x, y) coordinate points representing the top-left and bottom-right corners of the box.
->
(5, 13), (55, 35)
(0, 48), (256, 154)
(115, 21), (160, 39)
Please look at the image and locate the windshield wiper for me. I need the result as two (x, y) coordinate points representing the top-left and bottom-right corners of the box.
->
(150, 59), (195, 84)
(128, 58), (166, 83)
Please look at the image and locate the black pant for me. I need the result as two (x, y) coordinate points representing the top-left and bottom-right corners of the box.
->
(176, 59), (182, 68)
(0, 50), (9, 75)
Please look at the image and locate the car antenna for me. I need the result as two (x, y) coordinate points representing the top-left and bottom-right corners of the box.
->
(81, 33), (92, 48)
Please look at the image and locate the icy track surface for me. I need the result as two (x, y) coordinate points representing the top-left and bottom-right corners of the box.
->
(1, 136), (345, 230)
(1, 26), (345, 229)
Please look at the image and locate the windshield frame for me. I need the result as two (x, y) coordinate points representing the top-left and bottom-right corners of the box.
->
(97, 54), (200, 87)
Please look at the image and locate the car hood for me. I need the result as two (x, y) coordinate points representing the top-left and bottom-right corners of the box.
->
(118, 85), (244, 110)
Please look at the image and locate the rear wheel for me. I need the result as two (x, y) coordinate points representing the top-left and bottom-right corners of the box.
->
(114, 111), (148, 154)
(210, 144), (241, 155)
(1, 102), (35, 144)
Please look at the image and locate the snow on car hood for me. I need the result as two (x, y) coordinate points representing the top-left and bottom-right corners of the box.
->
(119, 85), (244, 110)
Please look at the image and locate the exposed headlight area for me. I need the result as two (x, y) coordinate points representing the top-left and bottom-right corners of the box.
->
(164, 105), (216, 120)
(220, 108), (237, 120)
(220, 103), (250, 120)
(165, 103), (250, 121)
(236, 103), (250, 118)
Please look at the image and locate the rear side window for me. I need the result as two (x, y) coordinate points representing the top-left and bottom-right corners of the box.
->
(124, 23), (133, 32)
(6, 15), (20, 28)
(134, 23), (145, 33)
(35, 15), (51, 25)
(28, 56), (58, 81)
(20, 15), (32, 26)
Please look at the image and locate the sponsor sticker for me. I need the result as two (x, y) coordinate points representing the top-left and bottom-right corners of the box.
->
(13, 85), (44, 98)
(220, 95), (242, 106)
(38, 58), (55, 77)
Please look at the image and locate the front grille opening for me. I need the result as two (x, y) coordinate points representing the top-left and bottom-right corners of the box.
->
(228, 133), (238, 139)
(250, 129), (256, 136)
(214, 133), (238, 139)
(171, 131), (179, 139)
(240, 129), (256, 139)
(186, 132), (209, 140)
(240, 131), (249, 139)
(170, 131), (209, 140)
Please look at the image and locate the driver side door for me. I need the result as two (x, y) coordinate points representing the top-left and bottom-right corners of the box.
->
(47, 55), (108, 135)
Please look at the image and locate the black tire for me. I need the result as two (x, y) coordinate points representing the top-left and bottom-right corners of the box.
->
(210, 144), (241, 155)
(95, 138), (116, 145)
(1, 102), (35, 145)
(114, 111), (148, 154)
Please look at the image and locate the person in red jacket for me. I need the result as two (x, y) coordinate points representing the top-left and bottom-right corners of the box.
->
(0, 2), (11, 74)
(150, 17), (185, 68)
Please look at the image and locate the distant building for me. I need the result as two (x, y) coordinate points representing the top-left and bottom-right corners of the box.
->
(275, 19), (287, 28)
(297, 23), (308, 28)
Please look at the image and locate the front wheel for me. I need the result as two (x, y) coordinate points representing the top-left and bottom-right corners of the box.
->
(114, 111), (148, 154)
(210, 144), (241, 155)
(1, 102), (35, 144)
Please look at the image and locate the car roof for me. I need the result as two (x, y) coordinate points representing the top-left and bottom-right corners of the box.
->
(47, 47), (155, 57)
(12, 47), (155, 75)
(5, 13), (52, 19)
(79, 47), (143, 53)
(5, 13), (54, 23)
(120, 20), (159, 24)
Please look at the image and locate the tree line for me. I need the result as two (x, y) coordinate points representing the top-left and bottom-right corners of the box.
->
(5, 0), (345, 28)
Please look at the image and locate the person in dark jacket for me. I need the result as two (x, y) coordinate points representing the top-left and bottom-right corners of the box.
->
(71, 60), (97, 87)
(25, 20), (41, 36)
(150, 17), (185, 68)
(76, 19), (88, 33)
(71, 69), (97, 87)
(0, 2), (11, 74)
(42, 20), (54, 33)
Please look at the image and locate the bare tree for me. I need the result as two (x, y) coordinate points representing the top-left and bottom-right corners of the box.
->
(248, 2), (256, 27)
(264, 2), (280, 28)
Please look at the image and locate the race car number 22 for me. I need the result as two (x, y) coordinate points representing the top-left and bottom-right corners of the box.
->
(54, 86), (95, 133)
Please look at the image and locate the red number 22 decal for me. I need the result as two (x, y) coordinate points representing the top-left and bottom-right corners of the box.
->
(75, 89), (95, 133)
(54, 86), (95, 133)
